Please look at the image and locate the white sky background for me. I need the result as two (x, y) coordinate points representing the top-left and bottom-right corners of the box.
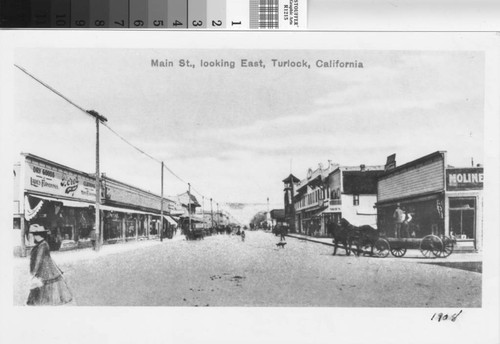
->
(12, 48), (484, 205)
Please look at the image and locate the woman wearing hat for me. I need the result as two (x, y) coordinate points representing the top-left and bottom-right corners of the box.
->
(26, 224), (73, 306)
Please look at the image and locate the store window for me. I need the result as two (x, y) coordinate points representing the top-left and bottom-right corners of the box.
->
(353, 195), (359, 206)
(60, 225), (74, 241)
(150, 219), (158, 235)
(449, 198), (476, 240)
(378, 199), (444, 238)
(13, 218), (21, 229)
(53, 207), (76, 241)
(125, 214), (137, 238)
(104, 212), (122, 240)
(77, 209), (93, 240)
(138, 215), (146, 237)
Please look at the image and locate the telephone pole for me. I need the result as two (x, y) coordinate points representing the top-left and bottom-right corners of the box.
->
(210, 198), (214, 229)
(87, 110), (108, 252)
(216, 203), (219, 227)
(14, 65), (109, 252)
(267, 197), (270, 229)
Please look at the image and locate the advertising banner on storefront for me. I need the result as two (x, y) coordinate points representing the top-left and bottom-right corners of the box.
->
(24, 158), (97, 202)
(446, 168), (484, 191)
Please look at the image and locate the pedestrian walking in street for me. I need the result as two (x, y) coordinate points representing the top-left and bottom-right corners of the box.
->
(26, 224), (73, 306)
(280, 226), (286, 242)
(241, 230), (246, 242)
(393, 203), (405, 238)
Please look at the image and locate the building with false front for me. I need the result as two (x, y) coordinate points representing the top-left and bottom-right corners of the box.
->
(13, 153), (177, 256)
(288, 161), (384, 237)
(101, 175), (178, 241)
(175, 191), (205, 233)
(376, 151), (483, 251)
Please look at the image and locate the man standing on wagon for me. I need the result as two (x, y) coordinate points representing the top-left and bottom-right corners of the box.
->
(393, 203), (405, 238)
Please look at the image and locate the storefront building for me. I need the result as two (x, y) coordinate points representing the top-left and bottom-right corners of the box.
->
(13, 153), (177, 256)
(291, 162), (383, 237)
(101, 175), (177, 241)
(325, 164), (384, 230)
(13, 153), (98, 256)
(293, 162), (336, 236)
(376, 151), (483, 251)
(174, 192), (201, 234)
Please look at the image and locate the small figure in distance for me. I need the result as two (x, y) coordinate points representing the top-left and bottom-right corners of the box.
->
(280, 226), (287, 242)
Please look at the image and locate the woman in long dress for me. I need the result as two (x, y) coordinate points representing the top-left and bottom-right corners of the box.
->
(26, 225), (73, 306)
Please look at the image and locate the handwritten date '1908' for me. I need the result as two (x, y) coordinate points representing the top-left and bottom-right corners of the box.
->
(431, 310), (462, 322)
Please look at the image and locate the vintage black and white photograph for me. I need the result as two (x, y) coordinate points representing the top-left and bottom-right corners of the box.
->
(0, 32), (499, 343)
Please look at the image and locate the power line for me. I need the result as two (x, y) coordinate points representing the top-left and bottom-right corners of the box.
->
(162, 162), (187, 185)
(15, 64), (93, 118)
(190, 185), (204, 197)
(16, 64), (166, 164)
(190, 185), (217, 206)
(102, 122), (161, 164)
(14, 64), (211, 202)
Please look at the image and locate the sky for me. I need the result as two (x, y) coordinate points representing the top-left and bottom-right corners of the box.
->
(9, 48), (484, 208)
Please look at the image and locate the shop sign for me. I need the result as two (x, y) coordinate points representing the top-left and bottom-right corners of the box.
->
(25, 160), (97, 201)
(446, 168), (483, 191)
(328, 206), (342, 213)
(170, 203), (185, 215)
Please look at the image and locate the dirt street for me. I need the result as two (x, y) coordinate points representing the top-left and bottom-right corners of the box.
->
(13, 231), (481, 307)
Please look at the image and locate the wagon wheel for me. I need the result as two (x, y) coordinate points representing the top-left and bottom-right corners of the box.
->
(390, 247), (407, 258)
(437, 236), (454, 258)
(373, 238), (390, 258)
(420, 235), (443, 258)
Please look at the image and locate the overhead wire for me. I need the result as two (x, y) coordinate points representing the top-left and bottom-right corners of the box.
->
(15, 64), (216, 204)
(101, 123), (162, 164)
(14, 64), (93, 118)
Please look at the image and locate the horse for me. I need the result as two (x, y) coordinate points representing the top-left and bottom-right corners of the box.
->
(327, 219), (357, 256)
(337, 218), (380, 256)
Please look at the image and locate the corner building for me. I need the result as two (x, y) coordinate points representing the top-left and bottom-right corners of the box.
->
(376, 151), (483, 252)
(13, 153), (177, 256)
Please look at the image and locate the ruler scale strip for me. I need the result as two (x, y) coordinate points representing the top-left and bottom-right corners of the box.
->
(109, 0), (128, 28)
(70, 0), (89, 28)
(0, 0), (307, 28)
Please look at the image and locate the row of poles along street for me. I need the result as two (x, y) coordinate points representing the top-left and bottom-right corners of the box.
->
(15, 65), (232, 252)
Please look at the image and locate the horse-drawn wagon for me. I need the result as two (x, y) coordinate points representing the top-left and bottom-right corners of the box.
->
(328, 218), (455, 259)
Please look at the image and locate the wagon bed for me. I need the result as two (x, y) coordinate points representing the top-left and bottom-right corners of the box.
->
(373, 235), (455, 258)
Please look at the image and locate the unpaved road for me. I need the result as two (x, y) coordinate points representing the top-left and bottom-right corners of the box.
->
(13, 230), (481, 307)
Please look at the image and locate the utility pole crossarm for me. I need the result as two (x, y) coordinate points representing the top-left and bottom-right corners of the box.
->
(86, 110), (108, 123)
